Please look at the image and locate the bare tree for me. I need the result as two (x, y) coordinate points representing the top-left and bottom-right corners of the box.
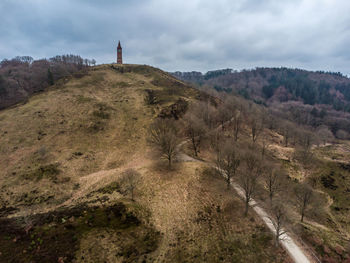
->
(222, 96), (246, 142)
(294, 129), (314, 166)
(266, 112), (277, 130)
(149, 119), (180, 168)
(316, 125), (334, 145)
(232, 110), (242, 141)
(263, 166), (286, 204)
(336, 129), (349, 140)
(193, 101), (217, 129)
(216, 140), (240, 189)
(299, 130), (314, 150)
(239, 151), (263, 216)
(120, 168), (141, 201)
(183, 112), (207, 157)
(217, 103), (232, 131)
(250, 115), (263, 143)
(261, 135), (269, 159)
(294, 183), (313, 222)
(282, 124), (291, 147)
(208, 129), (224, 154)
(291, 126), (299, 146)
(269, 202), (287, 247)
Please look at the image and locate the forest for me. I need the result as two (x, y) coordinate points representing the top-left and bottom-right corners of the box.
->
(0, 55), (95, 109)
(173, 67), (350, 139)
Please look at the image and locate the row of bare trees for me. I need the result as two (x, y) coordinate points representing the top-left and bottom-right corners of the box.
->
(147, 95), (319, 247)
(215, 138), (315, 245)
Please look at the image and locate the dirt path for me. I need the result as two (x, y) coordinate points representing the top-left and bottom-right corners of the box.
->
(178, 144), (314, 263)
(231, 182), (312, 263)
(59, 168), (121, 207)
(7, 152), (152, 218)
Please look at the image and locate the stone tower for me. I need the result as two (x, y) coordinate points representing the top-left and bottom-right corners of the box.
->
(117, 41), (122, 64)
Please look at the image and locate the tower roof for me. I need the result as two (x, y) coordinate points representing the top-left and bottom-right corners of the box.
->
(117, 41), (122, 49)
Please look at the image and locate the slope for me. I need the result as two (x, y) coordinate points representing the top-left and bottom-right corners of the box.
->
(0, 64), (199, 214)
(0, 64), (288, 262)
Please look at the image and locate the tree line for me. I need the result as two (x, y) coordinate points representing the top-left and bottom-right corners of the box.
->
(172, 67), (350, 138)
(0, 55), (96, 109)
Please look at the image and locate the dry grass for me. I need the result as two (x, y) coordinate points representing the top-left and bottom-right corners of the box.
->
(181, 120), (350, 261)
(0, 64), (200, 216)
(0, 64), (289, 262)
(139, 162), (288, 262)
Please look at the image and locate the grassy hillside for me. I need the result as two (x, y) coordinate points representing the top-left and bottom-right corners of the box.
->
(0, 64), (287, 262)
(0, 64), (200, 212)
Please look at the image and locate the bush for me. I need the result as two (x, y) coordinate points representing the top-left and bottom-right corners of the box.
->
(336, 129), (349, 139)
(92, 103), (111, 119)
(22, 164), (60, 181)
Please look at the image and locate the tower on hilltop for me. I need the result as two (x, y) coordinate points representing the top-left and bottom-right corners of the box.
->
(117, 41), (122, 64)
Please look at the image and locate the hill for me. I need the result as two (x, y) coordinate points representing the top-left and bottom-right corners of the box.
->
(173, 68), (350, 138)
(0, 64), (287, 262)
(173, 68), (350, 110)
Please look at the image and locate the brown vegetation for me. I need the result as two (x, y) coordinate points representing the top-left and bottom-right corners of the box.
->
(3, 62), (350, 262)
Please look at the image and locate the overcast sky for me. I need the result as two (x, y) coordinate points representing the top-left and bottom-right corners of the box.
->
(1, 0), (350, 74)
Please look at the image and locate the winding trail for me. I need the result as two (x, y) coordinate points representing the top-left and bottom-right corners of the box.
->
(177, 142), (313, 263)
(231, 182), (312, 263)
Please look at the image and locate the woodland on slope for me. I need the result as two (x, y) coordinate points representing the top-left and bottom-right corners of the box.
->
(0, 55), (96, 109)
(173, 67), (350, 139)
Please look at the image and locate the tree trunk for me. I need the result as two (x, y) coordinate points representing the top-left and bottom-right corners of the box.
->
(191, 137), (198, 157)
(168, 157), (172, 168)
(275, 234), (280, 247)
(234, 127), (239, 141)
(244, 199), (249, 217)
(301, 211), (304, 222)
(227, 175), (230, 189)
(269, 193), (273, 205)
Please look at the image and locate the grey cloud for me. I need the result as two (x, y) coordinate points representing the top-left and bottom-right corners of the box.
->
(0, 0), (350, 74)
